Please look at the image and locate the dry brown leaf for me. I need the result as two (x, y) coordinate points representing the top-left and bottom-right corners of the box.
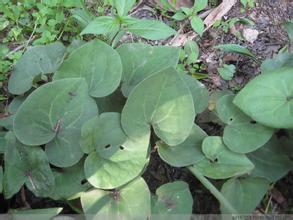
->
(204, 0), (237, 29)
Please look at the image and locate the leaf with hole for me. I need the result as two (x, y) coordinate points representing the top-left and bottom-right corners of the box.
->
(157, 124), (207, 167)
(81, 177), (151, 218)
(152, 181), (193, 216)
(234, 68), (293, 129)
(82, 113), (149, 189)
(193, 136), (254, 179)
(217, 94), (274, 154)
(48, 160), (90, 200)
(8, 42), (66, 95)
(220, 177), (270, 214)
(54, 40), (122, 98)
(121, 67), (195, 146)
(116, 43), (180, 96)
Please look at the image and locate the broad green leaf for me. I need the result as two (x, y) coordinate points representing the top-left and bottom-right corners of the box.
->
(95, 89), (126, 113)
(14, 78), (97, 146)
(172, 11), (187, 21)
(152, 181), (193, 215)
(261, 52), (293, 73)
(9, 208), (62, 220)
(116, 43), (180, 96)
(45, 128), (84, 167)
(113, 0), (136, 16)
(81, 113), (127, 154)
(194, 0), (208, 12)
(121, 68), (195, 146)
(190, 16), (204, 36)
(125, 18), (177, 40)
(217, 94), (274, 153)
(157, 124), (207, 167)
(49, 160), (91, 200)
(193, 136), (254, 179)
(81, 177), (151, 218)
(234, 68), (293, 129)
(216, 94), (249, 124)
(220, 177), (270, 214)
(14, 78), (98, 167)
(80, 16), (119, 35)
(84, 141), (148, 189)
(3, 132), (55, 199)
(184, 41), (199, 65)
(0, 166), (2, 193)
(183, 74), (209, 114)
(0, 96), (25, 130)
(218, 64), (236, 81)
(8, 42), (66, 95)
(54, 40), (122, 98)
(214, 44), (255, 58)
(248, 136), (293, 182)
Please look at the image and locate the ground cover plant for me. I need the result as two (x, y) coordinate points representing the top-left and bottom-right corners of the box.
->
(0, 0), (293, 218)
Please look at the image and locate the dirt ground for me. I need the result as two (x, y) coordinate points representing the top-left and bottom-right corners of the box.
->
(1, 0), (293, 214)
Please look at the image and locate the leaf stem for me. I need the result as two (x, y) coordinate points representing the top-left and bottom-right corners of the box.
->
(188, 166), (237, 214)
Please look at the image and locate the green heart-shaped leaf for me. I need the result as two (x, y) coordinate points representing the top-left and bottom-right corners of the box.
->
(14, 78), (97, 145)
(234, 68), (293, 129)
(220, 177), (270, 214)
(152, 181), (193, 215)
(248, 136), (293, 182)
(183, 75), (209, 114)
(8, 42), (66, 95)
(3, 132), (55, 199)
(121, 67), (195, 146)
(48, 160), (90, 200)
(194, 136), (254, 179)
(13, 78), (98, 167)
(157, 124), (207, 167)
(81, 177), (151, 218)
(84, 139), (148, 190)
(54, 40), (122, 98)
(217, 94), (274, 153)
(82, 113), (149, 189)
(116, 43), (180, 97)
